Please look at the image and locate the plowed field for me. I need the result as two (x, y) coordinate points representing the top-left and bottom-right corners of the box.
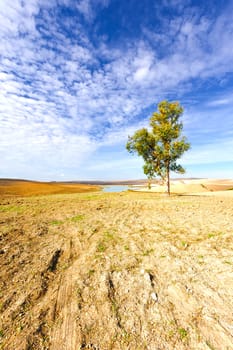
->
(0, 186), (233, 349)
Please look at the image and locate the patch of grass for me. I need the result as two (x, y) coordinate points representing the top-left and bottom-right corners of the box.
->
(224, 260), (232, 265)
(61, 263), (70, 270)
(121, 330), (133, 344)
(142, 248), (154, 256)
(96, 231), (119, 253)
(94, 253), (106, 262)
(208, 232), (224, 239)
(96, 241), (107, 253)
(0, 205), (24, 213)
(180, 241), (188, 248)
(49, 220), (63, 226)
(82, 194), (100, 200)
(70, 214), (84, 222)
(166, 329), (175, 339)
(104, 231), (114, 240)
(0, 329), (4, 338)
(88, 269), (95, 277)
(178, 327), (188, 341)
(197, 255), (204, 264)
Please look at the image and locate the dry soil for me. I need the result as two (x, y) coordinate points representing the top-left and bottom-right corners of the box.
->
(0, 184), (233, 349)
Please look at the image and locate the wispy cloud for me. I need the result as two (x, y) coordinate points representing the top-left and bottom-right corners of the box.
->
(206, 93), (233, 107)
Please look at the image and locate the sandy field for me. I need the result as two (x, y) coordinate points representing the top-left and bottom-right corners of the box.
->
(0, 180), (233, 349)
(132, 178), (233, 196)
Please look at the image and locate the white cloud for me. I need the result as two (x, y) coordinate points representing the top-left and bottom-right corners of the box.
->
(76, 0), (93, 21)
(207, 97), (233, 107)
(75, 0), (110, 22)
(0, 0), (233, 179)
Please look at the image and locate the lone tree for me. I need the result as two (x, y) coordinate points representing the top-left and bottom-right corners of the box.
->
(126, 100), (190, 195)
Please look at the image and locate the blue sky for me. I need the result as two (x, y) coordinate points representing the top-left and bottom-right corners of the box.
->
(0, 0), (233, 181)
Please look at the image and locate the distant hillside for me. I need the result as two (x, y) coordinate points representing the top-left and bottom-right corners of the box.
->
(0, 179), (100, 196)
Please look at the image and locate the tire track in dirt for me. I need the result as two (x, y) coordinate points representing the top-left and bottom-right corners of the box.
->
(49, 227), (102, 350)
(50, 262), (80, 349)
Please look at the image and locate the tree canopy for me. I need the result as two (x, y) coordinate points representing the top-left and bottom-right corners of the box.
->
(126, 100), (190, 195)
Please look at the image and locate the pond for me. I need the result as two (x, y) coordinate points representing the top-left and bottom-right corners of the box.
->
(102, 185), (130, 193)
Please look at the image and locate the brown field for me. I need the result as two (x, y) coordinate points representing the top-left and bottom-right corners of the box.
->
(0, 180), (233, 349)
(0, 180), (100, 197)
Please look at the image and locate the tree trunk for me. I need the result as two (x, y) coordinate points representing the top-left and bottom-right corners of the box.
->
(148, 178), (151, 190)
(167, 164), (170, 196)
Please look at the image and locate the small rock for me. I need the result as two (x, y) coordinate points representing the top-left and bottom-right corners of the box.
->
(185, 285), (193, 294)
(151, 292), (158, 302)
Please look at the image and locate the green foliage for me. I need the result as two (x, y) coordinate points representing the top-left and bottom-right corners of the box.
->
(126, 100), (190, 195)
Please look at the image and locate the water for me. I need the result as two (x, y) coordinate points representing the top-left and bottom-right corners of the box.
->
(102, 185), (129, 193)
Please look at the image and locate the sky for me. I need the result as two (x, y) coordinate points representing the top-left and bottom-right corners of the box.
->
(0, 0), (233, 181)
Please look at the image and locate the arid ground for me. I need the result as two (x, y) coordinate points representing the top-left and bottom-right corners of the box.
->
(132, 178), (233, 195)
(0, 179), (233, 349)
